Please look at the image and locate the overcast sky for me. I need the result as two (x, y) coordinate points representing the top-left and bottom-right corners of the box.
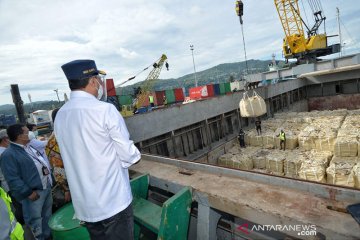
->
(0, 0), (359, 105)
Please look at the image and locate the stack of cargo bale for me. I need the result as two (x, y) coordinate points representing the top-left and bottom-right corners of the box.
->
(333, 111), (360, 188)
(334, 114), (360, 157)
(218, 146), (255, 170)
(298, 150), (333, 183)
(326, 156), (358, 187)
(265, 150), (286, 176)
(298, 115), (343, 152)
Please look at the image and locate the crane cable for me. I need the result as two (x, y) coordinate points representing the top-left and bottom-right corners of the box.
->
(300, 0), (310, 29)
(235, 1), (249, 87)
(308, 0), (323, 14)
(119, 56), (166, 86)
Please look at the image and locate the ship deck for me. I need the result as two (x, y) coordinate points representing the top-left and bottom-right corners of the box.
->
(130, 155), (360, 239)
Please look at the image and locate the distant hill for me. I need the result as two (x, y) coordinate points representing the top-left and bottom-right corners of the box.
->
(0, 101), (63, 116)
(117, 59), (282, 95)
(0, 59), (283, 115)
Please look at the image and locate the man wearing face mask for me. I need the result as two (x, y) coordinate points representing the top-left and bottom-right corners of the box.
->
(0, 124), (53, 240)
(54, 60), (141, 240)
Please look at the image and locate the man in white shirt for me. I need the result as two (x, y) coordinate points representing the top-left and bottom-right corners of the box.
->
(55, 59), (141, 240)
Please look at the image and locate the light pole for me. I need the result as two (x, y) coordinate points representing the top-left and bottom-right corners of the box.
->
(337, 7), (342, 57)
(190, 44), (198, 87)
(54, 89), (60, 103)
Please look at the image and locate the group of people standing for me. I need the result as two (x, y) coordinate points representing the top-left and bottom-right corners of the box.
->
(0, 59), (141, 240)
(237, 117), (286, 150)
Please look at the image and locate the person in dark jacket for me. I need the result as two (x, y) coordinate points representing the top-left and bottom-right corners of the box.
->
(255, 118), (262, 135)
(0, 124), (53, 240)
(237, 129), (246, 148)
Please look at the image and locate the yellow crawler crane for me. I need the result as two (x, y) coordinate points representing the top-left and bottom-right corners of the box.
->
(274, 0), (340, 63)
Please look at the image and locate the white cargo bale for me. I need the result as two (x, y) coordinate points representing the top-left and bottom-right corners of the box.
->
(298, 150), (332, 183)
(299, 135), (316, 150)
(284, 150), (306, 178)
(326, 156), (357, 187)
(315, 137), (336, 152)
(307, 150), (333, 167)
(252, 149), (270, 169)
(354, 163), (360, 189)
(298, 126), (317, 150)
(334, 137), (358, 157)
(232, 155), (254, 170)
(266, 151), (285, 176)
(239, 91), (266, 117)
(218, 152), (253, 170)
(218, 153), (235, 167)
(298, 164), (326, 183)
(249, 135), (263, 147)
(262, 135), (276, 148)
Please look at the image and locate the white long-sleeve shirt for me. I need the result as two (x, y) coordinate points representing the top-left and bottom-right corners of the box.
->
(54, 91), (141, 222)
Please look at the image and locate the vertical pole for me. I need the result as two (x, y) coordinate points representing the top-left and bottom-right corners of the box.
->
(336, 7), (342, 57)
(190, 45), (198, 87)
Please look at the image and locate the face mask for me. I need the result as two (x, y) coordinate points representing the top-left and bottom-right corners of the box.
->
(95, 79), (104, 100)
(28, 131), (36, 140)
(33, 130), (39, 137)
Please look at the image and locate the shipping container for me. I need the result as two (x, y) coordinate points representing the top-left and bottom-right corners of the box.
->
(189, 86), (209, 100)
(165, 89), (176, 104)
(206, 84), (214, 97)
(213, 84), (220, 95)
(174, 88), (185, 102)
(155, 91), (165, 105)
(224, 82), (231, 93)
(118, 95), (133, 105)
(219, 83), (225, 95)
(106, 79), (116, 97)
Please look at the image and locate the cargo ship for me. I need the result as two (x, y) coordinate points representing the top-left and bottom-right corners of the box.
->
(118, 53), (360, 240)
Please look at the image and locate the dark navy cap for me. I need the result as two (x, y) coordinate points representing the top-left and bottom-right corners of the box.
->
(61, 60), (105, 81)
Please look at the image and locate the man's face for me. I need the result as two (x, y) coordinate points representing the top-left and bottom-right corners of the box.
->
(17, 126), (30, 144)
(0, 137), (9, 147)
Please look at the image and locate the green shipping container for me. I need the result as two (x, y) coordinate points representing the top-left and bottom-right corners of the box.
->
(219, 83), (226, 95)
(224, 82), (231, 93)
(118, 95), (133, 105)
(165, 89), (176, 104)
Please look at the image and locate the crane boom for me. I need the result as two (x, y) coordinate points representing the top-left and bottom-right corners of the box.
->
(135, 54), (168, 109)
(274, 0), (340, 62)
